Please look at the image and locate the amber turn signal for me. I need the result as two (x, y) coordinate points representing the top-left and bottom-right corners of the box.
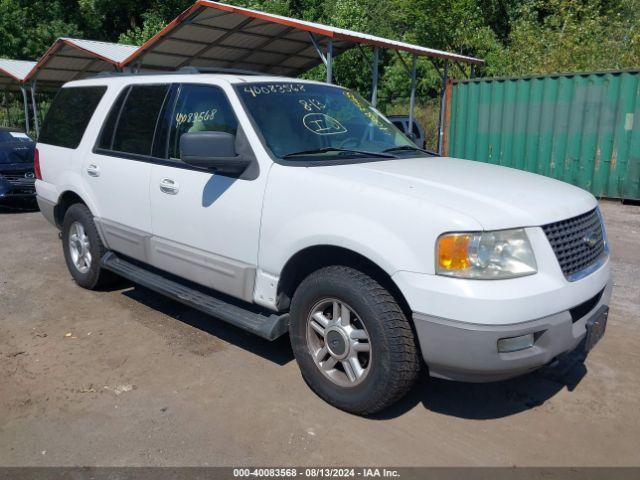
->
(437, 234), (471, 271)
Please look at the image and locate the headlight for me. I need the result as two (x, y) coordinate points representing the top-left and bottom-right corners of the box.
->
(436, 229), (537, 279)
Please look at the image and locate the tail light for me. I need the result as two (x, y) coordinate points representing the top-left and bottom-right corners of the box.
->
(34, 148), (42, 180)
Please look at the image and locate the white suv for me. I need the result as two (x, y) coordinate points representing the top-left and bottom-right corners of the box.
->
(35, 72), (612, 415)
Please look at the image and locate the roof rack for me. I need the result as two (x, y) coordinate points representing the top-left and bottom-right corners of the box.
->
(91, 66), (271, 80)
(177, 66), (270, 76)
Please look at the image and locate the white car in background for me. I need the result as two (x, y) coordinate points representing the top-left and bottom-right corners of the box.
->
(35, 71), (611, 415)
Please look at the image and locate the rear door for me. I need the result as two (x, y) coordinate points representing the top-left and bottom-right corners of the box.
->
(148, 83), (265, 301)
(84, 83), (171, 262)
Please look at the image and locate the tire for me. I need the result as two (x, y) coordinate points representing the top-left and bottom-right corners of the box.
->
(289, 266), (421, 415)
(61, 203), (114, 290)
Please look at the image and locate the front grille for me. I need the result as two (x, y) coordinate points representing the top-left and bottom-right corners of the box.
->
(542, 208), (606, 280)
(1, 172), (36, 188)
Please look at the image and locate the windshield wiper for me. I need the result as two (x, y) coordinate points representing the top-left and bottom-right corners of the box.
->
(383, 145), (438, 156)
(282, 147), (395, 159)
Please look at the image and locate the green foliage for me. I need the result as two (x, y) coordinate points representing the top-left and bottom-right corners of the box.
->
(0, 1), (83, 59)
(485, 0), (640, 75)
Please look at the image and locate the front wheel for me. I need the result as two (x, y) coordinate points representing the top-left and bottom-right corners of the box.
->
(289, 266), (421, 415)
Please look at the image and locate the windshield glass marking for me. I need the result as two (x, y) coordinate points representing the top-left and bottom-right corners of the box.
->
(243, 83), (307, 97)
(175, 109), (217, 126)
(303, 114), (348, 135)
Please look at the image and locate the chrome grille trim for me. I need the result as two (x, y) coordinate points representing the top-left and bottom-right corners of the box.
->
(542, 208), (607, 281)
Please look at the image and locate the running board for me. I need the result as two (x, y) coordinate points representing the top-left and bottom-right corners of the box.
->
(101, 252), (288, 341)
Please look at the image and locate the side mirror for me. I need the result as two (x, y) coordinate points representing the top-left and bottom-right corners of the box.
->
(180, 131), (250, 175)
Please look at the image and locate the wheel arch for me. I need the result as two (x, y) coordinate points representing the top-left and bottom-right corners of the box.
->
(276, 245), (412, 318)
(54, 190), (90, 228)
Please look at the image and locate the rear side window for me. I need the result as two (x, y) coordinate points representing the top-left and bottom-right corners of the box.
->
(39, 86), (107, 149)
(110, 84), (169, 156)
(96, 87), (128, 151)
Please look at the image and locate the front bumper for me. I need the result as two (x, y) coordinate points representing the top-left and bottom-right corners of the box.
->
(395, 227), (612, 382)
(0, 174), (36, 199)
(412, 280), (612, 382)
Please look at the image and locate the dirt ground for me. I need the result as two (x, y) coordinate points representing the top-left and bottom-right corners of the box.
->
(0, 199), (638, 467)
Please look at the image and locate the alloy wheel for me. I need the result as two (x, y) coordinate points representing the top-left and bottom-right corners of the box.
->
(306, 298), (372, 387)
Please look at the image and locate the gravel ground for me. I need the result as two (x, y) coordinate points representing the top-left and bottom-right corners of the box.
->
(0, 199), (638, 466)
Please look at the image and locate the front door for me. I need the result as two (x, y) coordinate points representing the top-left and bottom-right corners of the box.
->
(149, 83), (265, 301)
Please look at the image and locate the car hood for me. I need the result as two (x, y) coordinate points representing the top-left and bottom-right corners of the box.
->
(318, 156), (597, 230)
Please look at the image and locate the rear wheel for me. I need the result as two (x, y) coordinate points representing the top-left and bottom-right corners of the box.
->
(289, 266), (421, 415)
(62, 203), (114, 289)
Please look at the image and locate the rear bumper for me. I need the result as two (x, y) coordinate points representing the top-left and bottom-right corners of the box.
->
(36, 195), (57, 227)
(412, 280), (612, 382)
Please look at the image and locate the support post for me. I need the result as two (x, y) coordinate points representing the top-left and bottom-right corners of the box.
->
(437, 60), (449, 155)
(441, 78), (453, 156)
(371, 47), (379, 107)
(20, 85), (30, 134)
(30, 81), (39, 137)
(1, 90), (7, 127)
(326, 39), (333, 84)
(5, 90), (13, 127)
(407, 54), (417, 139)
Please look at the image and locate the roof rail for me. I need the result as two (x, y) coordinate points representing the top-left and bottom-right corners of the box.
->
(177, 66), (270, 76)
(92, 68), (165, 78)
(90, 66), (273, 80)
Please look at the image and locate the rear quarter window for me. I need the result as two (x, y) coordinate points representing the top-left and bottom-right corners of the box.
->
(39, 86), (107, 149)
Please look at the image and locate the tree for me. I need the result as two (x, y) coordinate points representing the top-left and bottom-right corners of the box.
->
(486, 0), (640, 75)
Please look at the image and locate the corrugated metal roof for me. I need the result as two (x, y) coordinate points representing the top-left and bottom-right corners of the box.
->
(61, 38), (138, 63)
(0, 58), (36, 92)
(123, 0), (483, 76)
(0, 59), (36, 81)
(25, 38), (139, 87)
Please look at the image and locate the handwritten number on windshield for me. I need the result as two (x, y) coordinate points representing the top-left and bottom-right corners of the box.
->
(243, 83), (306, 97)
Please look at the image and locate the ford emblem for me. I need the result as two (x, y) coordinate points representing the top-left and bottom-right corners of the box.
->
(583, 231), (598, 248)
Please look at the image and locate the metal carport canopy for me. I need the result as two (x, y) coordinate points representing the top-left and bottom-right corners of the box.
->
(0, 59), (35, 91)
(25, 38), (138, 89)
(123, 0), (484, 75)
(1, 59), (37, 133)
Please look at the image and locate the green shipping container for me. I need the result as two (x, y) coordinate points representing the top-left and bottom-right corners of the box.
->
(445, 70), (640, 200)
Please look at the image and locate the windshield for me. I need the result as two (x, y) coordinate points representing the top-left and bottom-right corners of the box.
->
(236, 82), (425, 161)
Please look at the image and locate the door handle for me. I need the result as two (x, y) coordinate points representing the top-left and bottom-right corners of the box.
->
(87, 164), (100, 177)
(159, 178), (179, 195)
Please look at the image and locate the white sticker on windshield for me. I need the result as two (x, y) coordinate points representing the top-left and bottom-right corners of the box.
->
(9, 132), (30, 139)
(303, 113), (347, 135)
